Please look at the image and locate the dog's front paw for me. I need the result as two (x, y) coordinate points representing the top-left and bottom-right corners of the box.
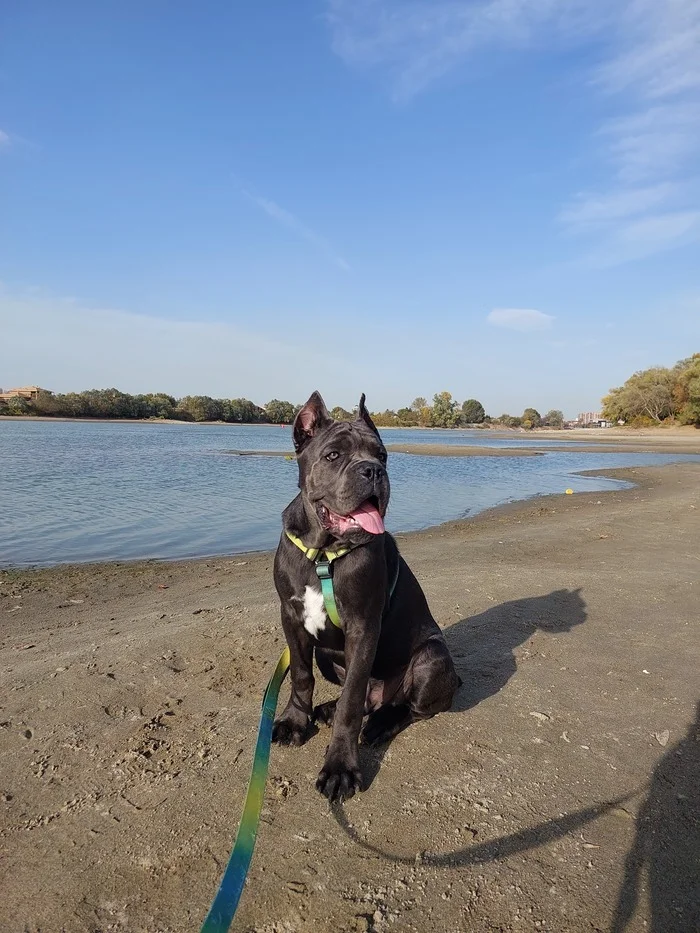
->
(315, 758), (363, 802)
(272, 717), (312, 747)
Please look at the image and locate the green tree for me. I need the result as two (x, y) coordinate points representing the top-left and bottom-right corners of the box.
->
(496, 414), (522, 428)
(31, 389), (64, 416)
(396, 407), (418, 426)
(521, 407), (542, 429)
(371, 409), (399, 427)
(265, 399), (297, 423)
(176, 396), (223, 422)
(220, 398), (265, 423)
(4, 395), (31, 415)
(543, 409), (564, 428)
(460, 399), (486, 424)
(330, 406), (353, 421)
(673, 354), (700, 425)
(431, 391), (459, 428)
(411, 397), (427, 411)
(602, 368), (675, 423)
(140, 393), (177, 419)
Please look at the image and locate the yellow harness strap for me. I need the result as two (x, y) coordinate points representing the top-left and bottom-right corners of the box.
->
(285, 531), (356, 627)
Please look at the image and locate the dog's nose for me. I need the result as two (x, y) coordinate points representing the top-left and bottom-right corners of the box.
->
(358, 462), (385, 481)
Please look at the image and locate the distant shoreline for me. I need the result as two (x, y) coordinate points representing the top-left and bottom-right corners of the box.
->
(0, 415), (284, 426)
(1, 414), (698, 441)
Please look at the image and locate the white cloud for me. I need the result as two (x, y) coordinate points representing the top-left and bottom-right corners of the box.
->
(598, 102), (700, 184)
(325, 0), (605, 100)
(0, 284), (358, 401)
(572, 1), (700, 262)
(559, 183), (678, 230)
(243, 189), (350, 271)
(594, 0), (700, 99)
(487, 308), (555, 332)
(326, 1), (700, 264)
(0, 130), (10, 148)
(589, 210), (700, 266)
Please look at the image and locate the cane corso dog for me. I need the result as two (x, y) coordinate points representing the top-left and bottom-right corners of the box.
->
(272, 391), (460, 801)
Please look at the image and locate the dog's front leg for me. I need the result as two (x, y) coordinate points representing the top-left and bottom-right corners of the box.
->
(272, 605), (315, 746)
(316, 622), (379, 802)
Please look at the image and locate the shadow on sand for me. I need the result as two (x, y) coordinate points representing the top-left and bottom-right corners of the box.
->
(335, 588), (648, 895)
(447, 586), (587, 712)
(341, 592), (698, 933)
(359, 587), (587, 788)
(611, 702), (700, 933)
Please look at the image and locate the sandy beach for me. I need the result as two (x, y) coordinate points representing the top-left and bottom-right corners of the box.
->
(1, 462), (699, 932)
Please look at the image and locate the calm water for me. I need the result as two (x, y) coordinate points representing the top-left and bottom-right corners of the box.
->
(1, 420), (698, 568)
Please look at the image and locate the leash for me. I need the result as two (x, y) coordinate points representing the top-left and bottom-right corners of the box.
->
(200, 647), (290, 933)
(200, 535), (399, 931)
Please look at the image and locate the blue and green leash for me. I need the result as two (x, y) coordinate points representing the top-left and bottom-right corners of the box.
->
(200, 645), (290, 933)
(200, 535), (350, 932)
(201, 535), (399, 931)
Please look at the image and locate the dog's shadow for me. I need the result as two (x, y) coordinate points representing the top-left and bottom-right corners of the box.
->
(360, 587), (587, 787)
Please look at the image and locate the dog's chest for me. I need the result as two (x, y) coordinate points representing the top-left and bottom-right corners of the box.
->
(294, 585), (328, 638)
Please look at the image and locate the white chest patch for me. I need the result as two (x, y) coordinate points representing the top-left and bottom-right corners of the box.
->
(302, 585), (328, 637)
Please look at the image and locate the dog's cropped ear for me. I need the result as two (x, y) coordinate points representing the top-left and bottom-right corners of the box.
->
(293, 391), (332, 452)
(357, 393), (380, 438)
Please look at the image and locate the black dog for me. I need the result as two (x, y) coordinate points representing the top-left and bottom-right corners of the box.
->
(272, 392), (460, 801)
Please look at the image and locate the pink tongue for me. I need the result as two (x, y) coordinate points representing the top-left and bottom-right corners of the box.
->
(348, 501), (385, 535)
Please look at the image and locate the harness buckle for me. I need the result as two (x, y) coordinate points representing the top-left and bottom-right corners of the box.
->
(315, 560), (332, 581)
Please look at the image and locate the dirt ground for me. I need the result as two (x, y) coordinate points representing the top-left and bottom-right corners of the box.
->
(1, 463), (699, 933)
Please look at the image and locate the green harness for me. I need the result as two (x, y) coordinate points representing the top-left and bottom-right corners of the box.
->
(285, 530), (400, 627)
(285, 531), (353, 627)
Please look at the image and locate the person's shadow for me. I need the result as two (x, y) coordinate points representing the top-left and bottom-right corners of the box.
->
(611, 702), (700, 933)
(360, 587), (587, 785)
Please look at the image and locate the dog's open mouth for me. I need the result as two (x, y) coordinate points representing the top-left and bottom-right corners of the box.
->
(318, 497), (385, 536)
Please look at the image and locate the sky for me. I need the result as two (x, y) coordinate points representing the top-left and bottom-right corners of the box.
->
(1, 1), (699, 418)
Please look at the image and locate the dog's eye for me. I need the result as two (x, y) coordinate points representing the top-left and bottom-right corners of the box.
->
(378, 450), (388, 463)
(325, 451), (339, 462)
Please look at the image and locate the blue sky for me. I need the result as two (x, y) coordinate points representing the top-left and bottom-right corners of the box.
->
(1, 1), (698, 417)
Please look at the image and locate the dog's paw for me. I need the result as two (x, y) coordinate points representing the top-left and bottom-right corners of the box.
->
(315, 760), (362, 802)
(361, 705), (412, 746)
(312, 700), (337, 727)
(272, 717), (311, 747)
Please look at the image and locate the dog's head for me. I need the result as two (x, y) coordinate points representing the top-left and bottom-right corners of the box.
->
(292, 391), (390, 542)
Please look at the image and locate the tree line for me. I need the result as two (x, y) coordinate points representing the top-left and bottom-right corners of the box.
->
(0, 386), (566, 429)
(602, 354), (700, 426)
(0, 388), (299, 423)
(347, 393), (564, 429)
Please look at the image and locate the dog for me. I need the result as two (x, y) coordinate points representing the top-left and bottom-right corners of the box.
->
(272, 391), (460, 801)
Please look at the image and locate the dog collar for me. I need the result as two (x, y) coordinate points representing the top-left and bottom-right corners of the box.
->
(285, 531), (355, 564)
(285, 531), (360, 628)
(285, 531), (400, 631)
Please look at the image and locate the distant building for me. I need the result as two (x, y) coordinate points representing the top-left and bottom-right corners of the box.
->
(0, 386), (47, 402)
(574, 410), (614, 428)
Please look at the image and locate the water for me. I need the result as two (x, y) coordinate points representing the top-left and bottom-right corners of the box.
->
(1, 420), (698, 568)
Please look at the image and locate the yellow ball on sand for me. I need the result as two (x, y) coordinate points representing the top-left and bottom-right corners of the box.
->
(565, 488), (574, 495)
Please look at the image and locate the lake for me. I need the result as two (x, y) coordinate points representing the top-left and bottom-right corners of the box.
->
(1, 420), (698, 568)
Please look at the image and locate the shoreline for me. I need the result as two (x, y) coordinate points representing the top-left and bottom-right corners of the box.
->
(2, 413), (698, 437)
(0, 463), (670, 576)
(2, 461), (699, 932)
(3, 452), (699, 572)
(223, 445), (546, 458)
